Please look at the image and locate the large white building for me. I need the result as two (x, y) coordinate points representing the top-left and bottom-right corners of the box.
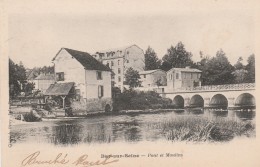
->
(92, 44), (145, 91)
(45, 48), (112, 113)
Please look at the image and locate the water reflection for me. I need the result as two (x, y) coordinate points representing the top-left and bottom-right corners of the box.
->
(211, 109), (228, 117)
(235, 110), (255, 120)
(10, 108), (255, 146)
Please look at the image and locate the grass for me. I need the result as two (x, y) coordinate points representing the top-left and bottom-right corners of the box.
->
(147, 117), (255, 142)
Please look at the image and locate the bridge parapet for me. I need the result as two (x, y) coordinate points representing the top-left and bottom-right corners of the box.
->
(172, 83), (255, 93)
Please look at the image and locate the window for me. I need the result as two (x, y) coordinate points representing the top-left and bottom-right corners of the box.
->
(111, 61), (114, 66)
(191, 73), (193, 79)
(112, 75), (115, 79)
(56, 72), (64, 81)
(98, 85), (104, 98)
(184, 73), (186, 79)
(126, 59), (129, 63)
(118, 60), (120, 65)
(118, 68), (121, 74)
(75, 89), (80, 101)
(176, 73), (179, 79)
(118, 76), (121, 82)
(97, 71), (102, 80)
(144, 74), (146, 78)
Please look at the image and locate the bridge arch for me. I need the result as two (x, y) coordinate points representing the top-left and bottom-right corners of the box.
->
(173, 95), (184, 108)
(209, 94), (228, 109)
(235, 93), (255, 108)
(190, 94), (204, 108)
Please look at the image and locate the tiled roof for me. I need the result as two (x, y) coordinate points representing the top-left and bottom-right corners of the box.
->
(34, 74), (55, 80)
(54, 48), (111, 71)
(44, 82), (74, 96)
(139, 69), (165, 75)
(95, 45), (133, 53)
(167, 67), (202, 73)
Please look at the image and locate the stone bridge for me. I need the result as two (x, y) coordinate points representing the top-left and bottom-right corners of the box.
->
(160, 83), (255, 109)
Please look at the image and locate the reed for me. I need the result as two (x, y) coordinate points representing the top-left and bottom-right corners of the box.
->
(147, 117), (255, 142)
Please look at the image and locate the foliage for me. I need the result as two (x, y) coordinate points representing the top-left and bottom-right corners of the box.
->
(22, 111), (42, 122)
(161, 42), (194, 71)
(9, 59), (27, 98)
(125, 67), (142, 88)
(234, 57), (244, 70)
(9, 59), (36, 98)
(112, 87), (121, 98)
(232, 57), (247, 84)
(113, 90), (173, 111)
(34, 66), (54, 75)
(200, 49), (235, 85)
(23, 82), (35, 95)
(245, 54), (255, 83)
(232, 69), (248, 84)
(144, 46), (161, 70)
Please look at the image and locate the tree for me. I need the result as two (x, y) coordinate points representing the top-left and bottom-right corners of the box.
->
(9, 59), (27, 98)
(245, 54), (255, 83)
(201, 49), (235, 85)
(232, 57), (247, 83)
(144, 46), (161, 70)
(23, 82), (35, 95)
(161, 42), (194, 71)
(232, 69), (248, 84)
(234, 57), (244, 70)
(125, 67), (141, 88)
(197, 51), (210, 71)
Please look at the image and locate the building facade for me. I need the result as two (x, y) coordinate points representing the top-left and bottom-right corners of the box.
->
(33, 73), (55, 93)
(139, 69), (167, 87)
(92, 44), (145, 91)
(47, 48), (112, 114)
(166, 67), (202, 92)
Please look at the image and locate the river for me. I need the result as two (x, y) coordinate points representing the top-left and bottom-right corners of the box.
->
(10, 108), (255, 146)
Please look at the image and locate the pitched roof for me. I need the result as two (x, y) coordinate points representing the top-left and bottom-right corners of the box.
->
(95, 45), (133, 53)
(167, 67), (202, 73)
(44, 82), (74, 96)
(26, 68), (39, 80)
(53, 48), (111, 71)
(34, 74), (55, 80)
(139, 69), (166, 75)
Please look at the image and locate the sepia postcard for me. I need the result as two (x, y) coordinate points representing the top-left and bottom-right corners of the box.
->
(1, 0), (260, 166)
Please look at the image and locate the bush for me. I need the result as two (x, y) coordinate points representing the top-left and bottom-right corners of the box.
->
(113, 90), (173, 111)
(23, 111), (42, 122)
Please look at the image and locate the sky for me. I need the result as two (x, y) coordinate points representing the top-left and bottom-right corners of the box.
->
(7, 0), (256, 68)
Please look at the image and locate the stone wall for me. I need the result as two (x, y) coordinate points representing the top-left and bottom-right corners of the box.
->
(71, 97), (113, 115)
